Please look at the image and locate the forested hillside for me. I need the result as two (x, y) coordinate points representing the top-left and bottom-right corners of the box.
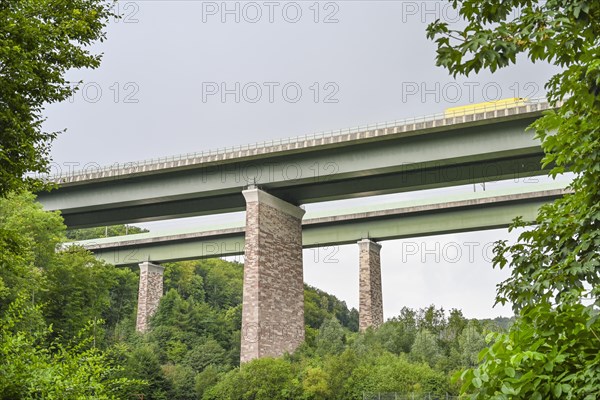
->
(0, 192), (511, 399)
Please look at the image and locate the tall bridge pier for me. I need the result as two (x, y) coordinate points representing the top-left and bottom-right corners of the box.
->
(131, 188), (386, 360)
(109, 184), (567, 359)
(240, 188), (306, 362)
(135, 261), (165, 333)
(358, 239), (384, 331)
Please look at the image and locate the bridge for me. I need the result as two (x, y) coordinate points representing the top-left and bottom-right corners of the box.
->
(39, 100), (551, 228)
(75, 183), (566, 266)
(40, 99), (561, 362)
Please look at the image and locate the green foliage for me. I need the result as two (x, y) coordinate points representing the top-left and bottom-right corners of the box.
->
(305, 285), (359, 332)
(417, 305), (447, 336)
(459, 303), (600, 399)
(0, 192), (63, 324)
(196, 259), (243, 310)
(315, 318), (346, 356)
(371, 319), (415, 355)
(302, 366), (330, 400)
(354, 352), (449, 397)
(457, 321), (486, 368)
(410, 329), (442, 367)
(426, 0), (600, 75)
(0, 191), (512, 399)
(0, 192), (144, 397)
(194, 365), (221, 399)
(204, 358), (301, 400)
(428, 0), (600, 397)
(124, 344), (172, 399)
(0, 297), (142, 399)
(140, 259), (489, 399)
(164, 260), (205, 303)
(163, 364), (197, 400)
(0, 0), (116, 195)
(43, 246), (137, 343)
(183, 337), (228, 373)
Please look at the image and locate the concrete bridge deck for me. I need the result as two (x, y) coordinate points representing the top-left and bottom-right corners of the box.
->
(39, 99), (553, 228)
(71, 182), (568, 266)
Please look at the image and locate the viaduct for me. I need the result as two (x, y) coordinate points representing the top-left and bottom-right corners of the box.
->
(38, 99), (562, 363)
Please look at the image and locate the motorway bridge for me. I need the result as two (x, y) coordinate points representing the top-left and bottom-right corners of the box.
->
(39, 100), (552, 228)
(74, 183), (567, 266)
(39, 99), (561, 362)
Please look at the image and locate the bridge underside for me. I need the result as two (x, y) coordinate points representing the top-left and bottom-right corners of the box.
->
(79, 186), (565, 267)
(40, 116), (546, 228)
(78, 185), (566, 362)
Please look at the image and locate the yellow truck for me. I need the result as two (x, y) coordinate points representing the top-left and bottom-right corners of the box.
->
(444, 98), (528, 117)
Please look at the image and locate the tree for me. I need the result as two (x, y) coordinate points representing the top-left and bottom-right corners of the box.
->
(197, 259), (243, 309)
(0, 297), (142, 399)
(163, 364), (197, 400)
(410, 329), (441, 368)
(194, 365), (220, 399)
(38, 245), (139, 346)
(445, 308), (468, 342)
(417, 305), (447, 336)
(205, 358), (300, 400)
(125, 345), (172, 400)
(457, 321), (486, 368)
(302, 366), (331, 400)
(315, 318), (346, 356)
(183, 337), (228, 373)
(0, 191), (64, 320)
(427, 0), (600, 397)
(164, 261), (205, 303)
(0, 0), (116, 195)
(373, 319), (416, 355)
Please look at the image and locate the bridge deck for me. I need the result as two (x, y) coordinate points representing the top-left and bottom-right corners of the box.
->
(70, 181), (569, 265)
(49, 99), (551, 185)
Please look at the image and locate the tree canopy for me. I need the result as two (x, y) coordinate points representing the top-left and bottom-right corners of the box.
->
(0, 191), (516, 399)
(427, 1), (600, 398)
(0, 0), (115, 195)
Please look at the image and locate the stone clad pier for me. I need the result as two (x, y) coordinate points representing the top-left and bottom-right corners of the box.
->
(240, 188), (305, 363)
(135, 261), (165, 333)
(358, 239), (383, 331)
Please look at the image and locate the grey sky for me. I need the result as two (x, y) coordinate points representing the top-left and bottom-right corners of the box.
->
(42, 0), (563, 319)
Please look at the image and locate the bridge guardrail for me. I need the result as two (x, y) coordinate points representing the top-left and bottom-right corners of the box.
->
(47, 97), (553, 184)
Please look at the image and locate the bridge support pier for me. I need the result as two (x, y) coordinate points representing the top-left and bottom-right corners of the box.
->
(135, 261), (165, 333)
(241, 188), (305, 363)
(358, 239), (383, 331)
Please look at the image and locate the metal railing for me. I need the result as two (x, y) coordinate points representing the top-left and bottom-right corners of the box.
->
(48, 97), (552, 183)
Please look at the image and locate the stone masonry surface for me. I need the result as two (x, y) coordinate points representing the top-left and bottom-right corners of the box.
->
(241, 189), (305, 363)
(358, 239), (383, 331)
(136, 262), (165, 333)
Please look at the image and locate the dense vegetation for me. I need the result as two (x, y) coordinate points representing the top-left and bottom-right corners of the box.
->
(0, 192), (511, 399)
(428, 0), (600, 397)
(0, 0), (115, 196)
(2, 0), (597, 397)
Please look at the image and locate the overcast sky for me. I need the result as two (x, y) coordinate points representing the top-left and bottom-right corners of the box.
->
(42, 0), (565, 319)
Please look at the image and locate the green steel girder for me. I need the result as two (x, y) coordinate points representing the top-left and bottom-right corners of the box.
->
(39, 115), (545, 228)
(81, 187), (565, 266)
